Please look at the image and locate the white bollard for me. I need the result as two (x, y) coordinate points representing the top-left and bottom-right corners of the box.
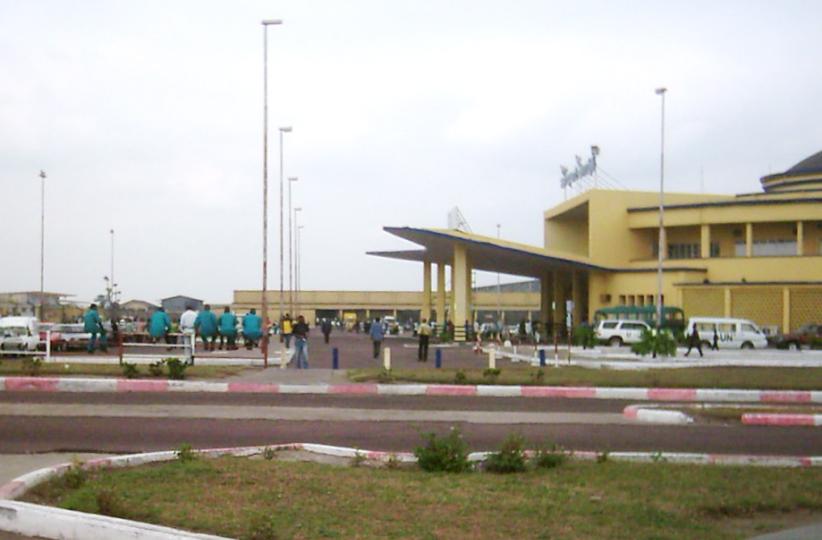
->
(280, 341), (287, 369)
(488, 348), (496, 369)
(45, 330), (51, 362)
(383, 347), (391, 370)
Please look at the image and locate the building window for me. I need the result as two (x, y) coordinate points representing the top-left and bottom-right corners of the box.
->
(618, 295), (626, 305)
(735, 239), (797, 256)
(710, 242), (720, 257)
(668, 243), (700, 259)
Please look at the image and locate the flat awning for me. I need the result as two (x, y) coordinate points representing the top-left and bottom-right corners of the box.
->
(368, 227), (607, 277)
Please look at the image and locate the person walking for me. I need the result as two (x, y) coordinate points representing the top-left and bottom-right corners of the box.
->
(418, 318), (431, 361)
(370, 317), (384, 359)
(711, 327), (720, 351)
(194, 304), (218, 352)
(292, 315), (310, 369)
(281, 314), (294, 349)
(148, 307), (171, 349)
(321, 318), (333, 344)
(684, 326), (704, 357)
(242, 309), (263, 350)
(83, 304), (102, 353)
(218, 307), (238, 350)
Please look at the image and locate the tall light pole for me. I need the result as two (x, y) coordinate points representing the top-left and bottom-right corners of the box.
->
(288, 176), (298, 315)
(293, 207), (302, 315)
(278, 126), (292, 321)
(261, 18), (282, 368)
(496, 223), (501, 324)
(296, 223), (304, 316)
(38, 170), (46, 320)
(654, 87), (667, 330)
(110, 229), (115, 293)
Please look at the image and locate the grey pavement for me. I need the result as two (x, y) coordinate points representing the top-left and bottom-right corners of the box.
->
(750, 523), (822, 540)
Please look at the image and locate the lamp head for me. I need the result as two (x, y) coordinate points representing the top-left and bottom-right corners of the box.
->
(288, 176), (298, 182)
(655, 87), (667, 95)
(261, 19), (283, 26)
(279, 126), (293, 133)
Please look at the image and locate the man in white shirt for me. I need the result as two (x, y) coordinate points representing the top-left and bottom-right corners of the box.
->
(179, 305), (198, 361)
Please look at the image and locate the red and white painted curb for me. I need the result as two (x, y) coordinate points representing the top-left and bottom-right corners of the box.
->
(742, 413), (822, 426)
(2, 376), (821, 404)
(1, 443), (820, 540)
(623, 405), (693, 424)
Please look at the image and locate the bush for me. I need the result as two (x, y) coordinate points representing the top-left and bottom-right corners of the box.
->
(121, 362), (139, 379)
(454, 370), (468, 384)
(482, 368), (501, 383)
(414, 427), (472, 473)
(377, 368), (394, 383)
(573, 325), (596, 349)
(484, 434), (528, 473)
(262, 447), (277, 461)
(95, 488), (126, 517)
(531, 368), (545, 384)
(148, 360), (165, 377)
(631, 328), (677, 357)
(165, 358), (187, 380)
(533, 444), (567, 469)
(176, 443), (197, 463)
(22, 357), (42, 376)
(62, 460), (87, 489)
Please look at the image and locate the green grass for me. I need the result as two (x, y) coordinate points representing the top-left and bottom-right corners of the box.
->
(23, 456), (822, 540)
(0, 360), (249, 379)
(348, 366), (822, 390)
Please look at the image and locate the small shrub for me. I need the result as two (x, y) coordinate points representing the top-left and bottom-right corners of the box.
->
(596, 450), (610, 464)
(385, 453), (402, 470)
(484, 433), (528, 473)
(176, 443), (197, 463)
(573, 325), (596, 349)
(377, 368), (394, 383)
(22, 357), (42, 376)
(454, 370), (468, 384)
(166, 358), (187, 380)
(350, 450), (366, 468)
(262, 447), (277, 461)
(651, 451), (667, 463)
(531, 368), (545, 384)
(62, 460), (87, 489)
(95, 488), (125, 517)
(482, 368), (501, 383)
(533, 444), (567, 469)
(121, 362), (139, 379)
(148, 360), (165, 377)
(631, 329), (677, 357)
(414, 427), (472, 473)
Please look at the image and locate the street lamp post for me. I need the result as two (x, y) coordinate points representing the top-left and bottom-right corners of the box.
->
(496, 223), (501, 324)
(293, 207), (302, 315)
(288, 176), (298, 315)
(654, 87), (667, 331)
(110, 229), (115, 293)
(38, 170), (46, 320)
(296, 223), (304, 316)
(261, 18), (282, 368)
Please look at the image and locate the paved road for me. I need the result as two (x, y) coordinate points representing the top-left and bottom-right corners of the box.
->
(1, 392), (819, 455)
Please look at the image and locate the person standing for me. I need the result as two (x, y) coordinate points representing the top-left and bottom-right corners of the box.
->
(321, 318), (332, 344)
(370, 317), (384, 359)
(242, 309), (263, 350)
(292, 315), (310, 369)
(281, 314), (294, 349)
(218, 307), (238, 350)
(148, 307), (171, 348)
(194, 304), (218, 352)
(418, 318), (431, 361)
(83, 304), (101, 353)
(179, 304), (198, 351)
(685, 326), (704, 357)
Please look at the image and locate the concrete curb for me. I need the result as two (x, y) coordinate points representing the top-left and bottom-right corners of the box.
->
(2, 376), (821, 403)
(742, 413), (822, 426)
(623, 405), (694, 425)
(1, 443), (820, 539)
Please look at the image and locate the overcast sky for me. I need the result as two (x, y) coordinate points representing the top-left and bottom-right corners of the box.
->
(2, 0), (821, 305)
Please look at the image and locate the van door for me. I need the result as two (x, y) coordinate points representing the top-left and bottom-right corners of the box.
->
(716, 323), (736, 349)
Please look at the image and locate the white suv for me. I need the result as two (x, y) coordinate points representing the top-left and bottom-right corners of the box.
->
(595, 319), (651, 346)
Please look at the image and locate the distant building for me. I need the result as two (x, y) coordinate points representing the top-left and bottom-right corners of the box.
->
(161, 295), (203, 316)
(0, 291), (70, 317)
(120, 299), (160, 319)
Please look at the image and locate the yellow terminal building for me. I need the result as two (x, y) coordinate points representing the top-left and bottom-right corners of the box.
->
(372, 150), (822, 341)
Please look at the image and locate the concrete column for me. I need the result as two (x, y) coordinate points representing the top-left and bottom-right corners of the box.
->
(553, 270), (565, 333)
(700, 224), (711, 259)
(452, 244), (469, 342)
(450, 264), (456, 322)
(745, 223), (753, 257)
(572, 270), (584, 326)
(782, 288), (791, 334)
(365, 308), (371, 319)
(796, 221), (804, 256)
(539, 272), (552, 328)
(723, 288), (732, 317)
(464, 267), (473, 325)
(421, 260), (432, 321)
(436, 263), (446, 323)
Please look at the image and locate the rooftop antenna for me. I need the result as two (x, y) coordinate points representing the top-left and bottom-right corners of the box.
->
(447, 206), (472, 233)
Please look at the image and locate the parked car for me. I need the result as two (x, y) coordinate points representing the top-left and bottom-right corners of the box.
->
(51, 323), (92, 351)
(0, 316), (40, 352)
(685, 317), (768, 350)
(595, 319), (651, 346)
(37, 322), (68, 352)
(772, 324), (821, 350)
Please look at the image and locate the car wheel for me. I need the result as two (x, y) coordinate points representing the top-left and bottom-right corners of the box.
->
(609, 336), (623, 347)
(741, 341), (754, 350)
(787, 342), (799, 351)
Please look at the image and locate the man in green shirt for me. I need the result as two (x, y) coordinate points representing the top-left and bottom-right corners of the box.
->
(83, 304), (102, 353)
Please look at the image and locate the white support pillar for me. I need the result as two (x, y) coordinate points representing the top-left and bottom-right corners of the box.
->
(436, 263), (446, 324)
(421, 260), (432, 321)
(796, 221), (804, 256)
(452, 244), (469, 342)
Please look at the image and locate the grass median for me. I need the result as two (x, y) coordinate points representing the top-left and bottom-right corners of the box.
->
(24, 456), (822, 540)
(0, 361), (249, 379)
(348, 366), (822, 390)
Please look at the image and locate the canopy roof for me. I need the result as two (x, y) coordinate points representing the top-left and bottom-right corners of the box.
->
(369, 227), (605, 278)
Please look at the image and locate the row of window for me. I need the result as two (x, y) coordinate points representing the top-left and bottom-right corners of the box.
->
(650, 238), (818, 259)
(618, 294), (664, 306)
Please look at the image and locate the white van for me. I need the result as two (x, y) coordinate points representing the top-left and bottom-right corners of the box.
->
(685, 317), (768, 350)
